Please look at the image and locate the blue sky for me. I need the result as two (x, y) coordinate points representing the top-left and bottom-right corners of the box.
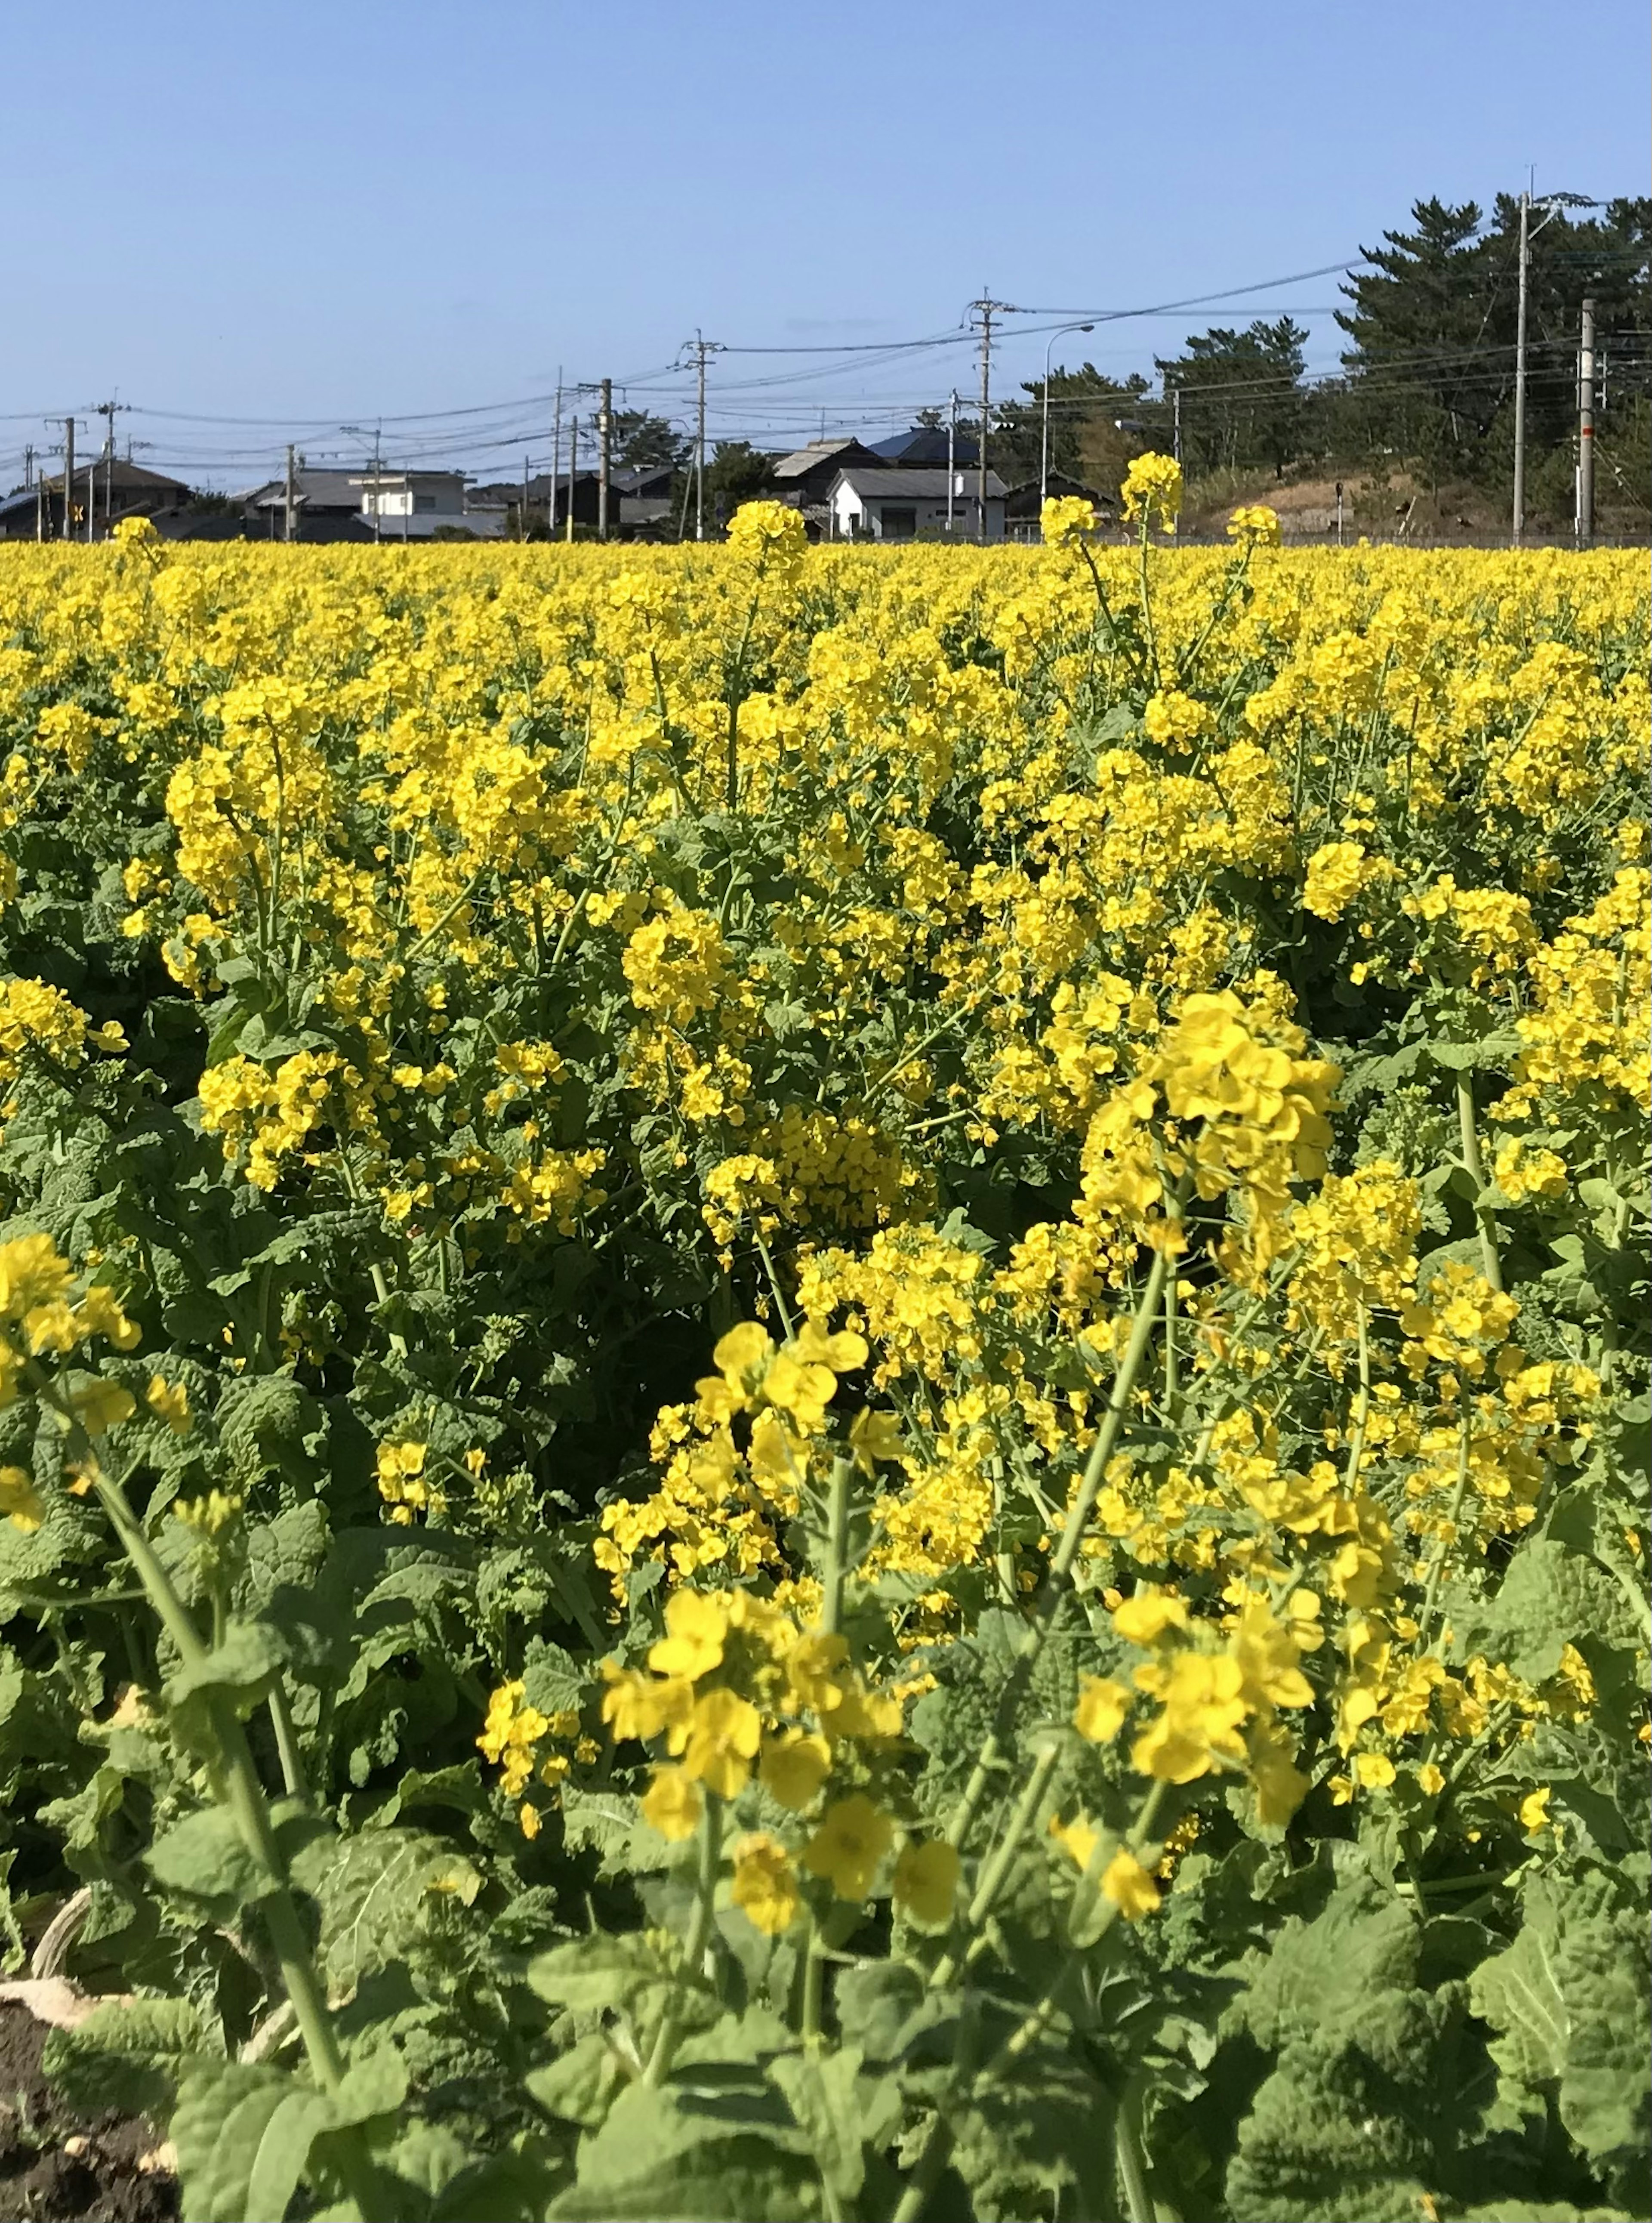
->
(3, 0), (1646, 488)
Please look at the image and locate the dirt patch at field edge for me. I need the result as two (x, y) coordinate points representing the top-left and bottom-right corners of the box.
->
(0, 2002), (179, 2223)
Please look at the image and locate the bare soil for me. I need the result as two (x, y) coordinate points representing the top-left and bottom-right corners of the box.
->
(0, 2004), (178, 2223)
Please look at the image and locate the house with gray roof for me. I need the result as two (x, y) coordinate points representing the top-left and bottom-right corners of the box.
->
(827, 466), (1007, 542)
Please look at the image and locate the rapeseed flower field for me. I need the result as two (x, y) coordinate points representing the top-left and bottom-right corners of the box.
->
(0, 482), (1645, 2222)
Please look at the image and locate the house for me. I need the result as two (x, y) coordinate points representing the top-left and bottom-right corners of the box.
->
(0, 459), (192, 540)
(238, 468), (375, 538)
(828, 466), (1007, 543)
(866, 426), (979, 469)
(349, 469), (471, 533)
(237, 466), (501, 540)
(1002, 471), (1112, 541)
(771, 437), (885, 511)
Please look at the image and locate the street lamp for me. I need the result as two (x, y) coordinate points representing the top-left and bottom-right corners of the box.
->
(1040, 321), (1094, 508)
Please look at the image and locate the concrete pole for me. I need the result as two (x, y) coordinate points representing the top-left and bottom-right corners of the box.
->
(598, 376), (612, 540)
(284, 444), (297, 542)
(694, 339), (707, 541)
(63, 417), (75, 542)
(976, 302), (992, 543)
(550, 377), (562, 537)
(1577, 295), (1596, 549)
(1512, 191), (1531, 547)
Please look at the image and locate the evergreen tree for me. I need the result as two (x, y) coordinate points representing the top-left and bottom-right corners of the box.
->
(1155, 318), (1309, 478)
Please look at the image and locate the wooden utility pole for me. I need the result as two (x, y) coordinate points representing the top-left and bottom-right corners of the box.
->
(284, 444), (297, 542)
(597, 376), (612, 540)
(1576, 295), (1596, 549)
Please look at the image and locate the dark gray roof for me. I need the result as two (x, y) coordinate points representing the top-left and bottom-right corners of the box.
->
(867, 428), (978, 466)
(44, 459), (189, 494)
(832, 467), (1008, 500)
(240, 469), (363, 511)
(772, 438), (880, 480)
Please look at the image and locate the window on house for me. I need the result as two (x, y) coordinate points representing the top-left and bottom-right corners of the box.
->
(414, 493), (437, 512)
(878, 506), (917, 540)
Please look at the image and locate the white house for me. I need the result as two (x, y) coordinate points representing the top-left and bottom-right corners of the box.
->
(827, 466), (1008, 543)
(348, 469), (466, 521)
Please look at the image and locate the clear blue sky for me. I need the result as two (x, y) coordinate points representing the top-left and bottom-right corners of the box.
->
(3, 0), (1646, 487)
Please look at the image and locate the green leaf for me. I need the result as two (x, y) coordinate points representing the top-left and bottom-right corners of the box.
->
(524, 2033), (626, 2127)
(522, 1637), (589, 1717)
(549, 2076), (817, 2222)
(1463, 1541), (1641, 1686)
(291, 1827), (480, 1997)
(246, 2089), (338, 2223)
(171, 2059), (313, 2223)
(163, 1621), (287, 1746)
(146, 1806), (273, 1914)
(527, 1932), (673, 2016)
(43, 1995), (212, 2119)
(1470, 1871), (1651, 2170)
(769, 2044), (897, 2211)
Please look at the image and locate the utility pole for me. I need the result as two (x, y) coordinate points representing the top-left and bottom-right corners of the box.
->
(63, 417), (76, 542)
(1513, 186), (1598, 547)
(550, 375), (562, 537)
(566, 418), (579, 542)
(969, 293), (1017, 543)
(597, 376), (612, 540)
(23, 444), (34, 489)
(946, 391), (958, 534)
(95, 398), (125, 539)
(284, 444), (297, 542)
(1577, 295), (1596, 550)
(523, 451), (531, 540)
(682, 332), (723, 540)
(1512, 190), (1533, 548)
(1172, 383), (1182, 467)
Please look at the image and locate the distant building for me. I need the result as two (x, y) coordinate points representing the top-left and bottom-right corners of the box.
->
(236, 466), (502, 540)
(866, 426), (979, 469)
(828, 466), (1007, 543)
(0, 459), (191, 540)
(1002, 471), (1111, 541)
(771, 438), (885, 511)
(468, 472), (605, 534)
(238, 468), (375, 538)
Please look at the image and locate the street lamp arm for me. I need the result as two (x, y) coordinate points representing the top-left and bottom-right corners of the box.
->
(1040, 319), (1096, 509)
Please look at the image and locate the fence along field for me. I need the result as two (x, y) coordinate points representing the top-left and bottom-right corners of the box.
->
(0, 475), (1646, 2223)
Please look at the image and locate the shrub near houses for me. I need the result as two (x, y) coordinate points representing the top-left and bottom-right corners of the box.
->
(0, 480), (1646, 2221)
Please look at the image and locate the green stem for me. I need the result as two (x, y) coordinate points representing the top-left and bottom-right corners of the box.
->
(820, 1457), (851, 1639)
(800, 1915), (826, 2047)
(1455, 1071), (1504, 1293)
(1116, 2079), (1161, 2223)
(888, 1999), (980, 2223)
(31, 1377), (390, 2216)
(1342, 1303), (1372, 1491)
(1418, 1408), (1473, 1652)
(644, 1793), (723, 2086)
(940, 1213), (1178, 1883)
(268, 1677), (310, 1803)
